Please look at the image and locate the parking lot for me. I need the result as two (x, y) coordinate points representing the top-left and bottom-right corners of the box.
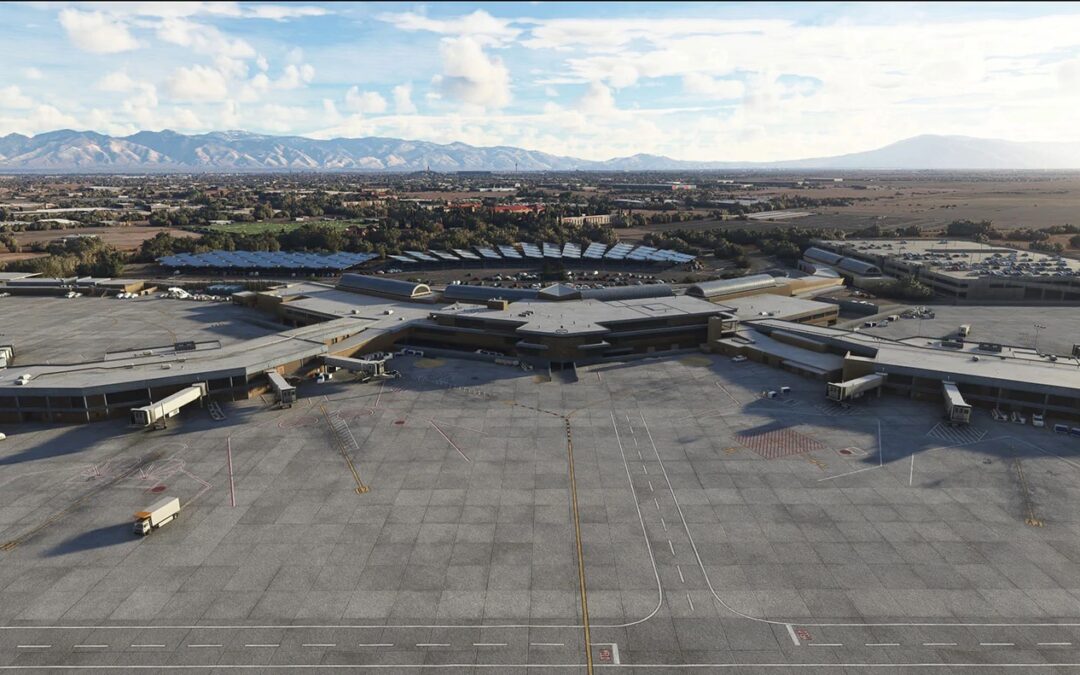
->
(2, 353), (1080, 670)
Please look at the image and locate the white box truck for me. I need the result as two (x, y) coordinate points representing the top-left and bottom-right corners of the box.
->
(133, 497), (180, 536)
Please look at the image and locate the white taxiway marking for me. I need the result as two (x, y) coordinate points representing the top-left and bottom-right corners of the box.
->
(16, 646), (50, 649)
(786, 625), (800, 646)
(924, 643), (958, 647)
(981, 642), (1015, 647)
(131, 645), (165, 649)
(687, 593), (695, 611)
(530, 642), (564, 647)
(1039, 642), (1073, 646)
(661, 517), (667, 531)
(188, 644), (222, 648)
(73, 645), (108, 649)
(642, 464), (648, 474)
(357, 643), (393, 648)
(303, 643), (336, 648)
(654, 498), (660, 511)
(416, 643), (450, 648)
(473, 643), (507, 647)
(668, 540), (676, 556)
(866, 643), (899, 647)
(648, 480), (654, 492)
(677, 564), (685, 583)
(245, 644), (279, 648)
(811, 643), (843, 647)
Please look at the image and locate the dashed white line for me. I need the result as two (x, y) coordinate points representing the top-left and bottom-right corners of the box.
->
(924, 642), (958, 647)
(660, 517), (667, 531)
(188, 644), (222, 648)
(245, 644), (279, 648)
(981, 642), (1015, 647)
(416, 643), (450, 648)
(648, 480), (654, 492)
(677, 564), (685, 583)
(811, 643), (843, 647)
(642, 464), (648, 475)
(473, 643), (507, 647)
(654, 498), (660, 511)
(866, 643), (899, 647)
(686, 593), (695, 612)
(530, 642), (564, 647)
(357, 643), (394, 648)
(303, 643), (336, 648)
(1039, 642), (1073, 646)
(73, 645), (108, 649)
(16, 645), (51, 649)
(668, 539), (676, 556)
(131, 644), (165, 649)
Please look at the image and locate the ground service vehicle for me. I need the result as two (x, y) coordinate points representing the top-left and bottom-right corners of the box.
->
(134, 497), (180, 536)
(958, 324), (972, 337)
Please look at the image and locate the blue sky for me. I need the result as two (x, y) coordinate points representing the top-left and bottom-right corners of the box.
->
(1, 2), (1079, 161)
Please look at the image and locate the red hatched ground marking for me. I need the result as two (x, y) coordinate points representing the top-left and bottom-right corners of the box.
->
(735, 427), (826, 459)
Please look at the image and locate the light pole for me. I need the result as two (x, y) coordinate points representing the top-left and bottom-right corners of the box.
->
(1033, 323), (1046, 354)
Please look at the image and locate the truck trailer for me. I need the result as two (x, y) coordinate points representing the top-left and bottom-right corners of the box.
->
(264, 370), (296, 407)
(826, 373), (885, 402)
(130, 382), (207, 428)
(942, 381), (972, 424)
(133, 497), (180, 535)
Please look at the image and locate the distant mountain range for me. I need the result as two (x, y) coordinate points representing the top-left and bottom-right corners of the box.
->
(0, 130), (1078, 172)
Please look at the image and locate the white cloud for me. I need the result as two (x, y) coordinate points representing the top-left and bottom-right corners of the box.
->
(166, 65), (230, 101)
(274, 63), (316, 90)
(577, 82), (615, 115)
(682, 73), (745, 99)
(58, 9), (139, 53)
(0, 85), (34, 109)
(98, 71), (139, 92)
(245, 5), (329, 21)
(345, 88), (388, 114)
(380, 9), (521, 46)
(0, 86), (34, 110)
(254, 104), (310, 133)
(156, 17), (255, 59)
(392, 83), (418, 114)
(23, 67), (43, 80)
(435, 37), (511, 109)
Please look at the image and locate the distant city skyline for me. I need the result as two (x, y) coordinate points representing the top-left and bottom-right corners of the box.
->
(2, 1), (1079, 162)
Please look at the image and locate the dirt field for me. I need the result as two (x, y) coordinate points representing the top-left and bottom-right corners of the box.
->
(0, 252), (48, 264)
(10, 226), (198, 251)
(766, 174), (1080, 231)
